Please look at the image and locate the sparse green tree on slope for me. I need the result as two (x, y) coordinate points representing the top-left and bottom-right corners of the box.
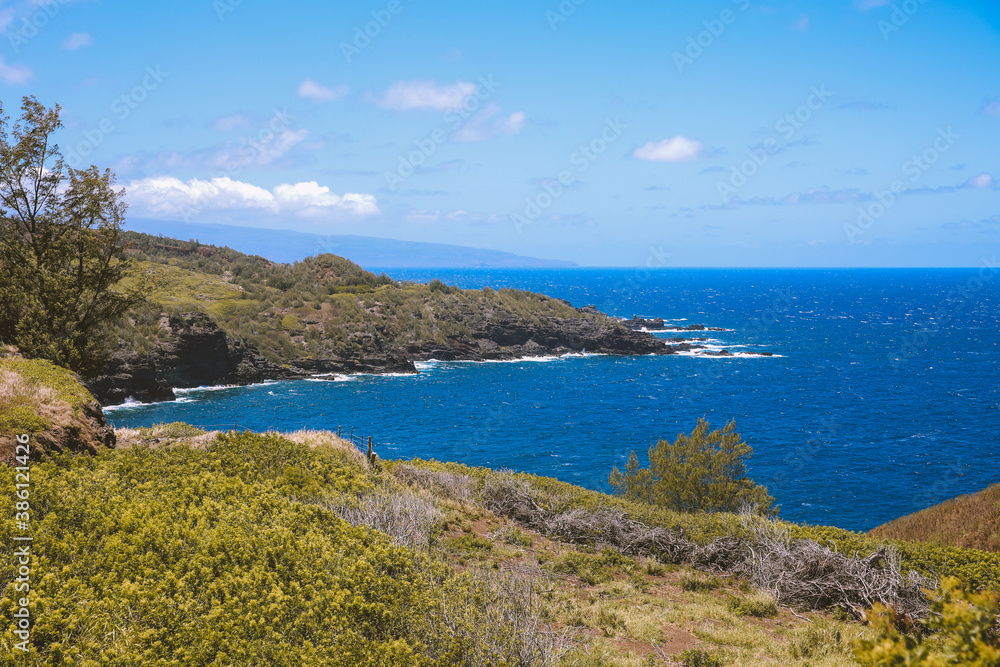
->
(609, 417), (776, 516)
(0, 96), (149, 374)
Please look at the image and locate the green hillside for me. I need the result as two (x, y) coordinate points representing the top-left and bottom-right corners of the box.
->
(118, 232), (601, 366)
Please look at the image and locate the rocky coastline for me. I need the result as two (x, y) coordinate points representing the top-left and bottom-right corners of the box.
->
(86, 310), (726, 407)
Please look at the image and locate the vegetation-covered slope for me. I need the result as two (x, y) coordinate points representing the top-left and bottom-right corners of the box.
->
(5, 423), (1000, 666)
(0, 349), (114, 464)
(120, 231), (598, 363)
(869, 482), (1000, 554)
(87, 233), (676, 404)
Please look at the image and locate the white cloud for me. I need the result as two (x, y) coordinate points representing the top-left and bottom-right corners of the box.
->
(376, 80), (477, 111)
(632, 136), (702, 163)
(125, 176), (378, 219)
(965, 173), (994, 189)
(212, 113), (252, 132)
(853, 0), (891, 10)
(982, 100), (1000, 117)
(298, 79), (348, 102)
(452, 105), (526, 142)
(790, 15), (809, 32)
(405, 209), (441, 223)
(0, 57), (32, 84)
(253, 128), (309, 165)
(61, 32), (92, 50)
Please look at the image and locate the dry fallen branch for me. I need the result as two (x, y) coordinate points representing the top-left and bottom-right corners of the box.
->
(394, 463), (477, 502)
(321, 483), (442, 550)
(482, 474), (936, 620)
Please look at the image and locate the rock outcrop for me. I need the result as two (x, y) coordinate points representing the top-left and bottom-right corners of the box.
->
(86, 312), (417, 405)
(87, 310), (720, 407)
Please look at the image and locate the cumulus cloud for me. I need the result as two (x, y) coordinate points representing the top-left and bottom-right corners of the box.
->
(452, 104), (526, 142)
(375, 80), (477, 111)
(0, 57), (32, 84)
(298, 79), (348, 102)
(125, 176), (378, 219)
(61, 32), (92, 50)
(632, 136), (702, 163)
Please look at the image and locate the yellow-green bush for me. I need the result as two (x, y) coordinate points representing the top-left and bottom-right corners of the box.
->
(854, 576), (1000, 666)
(0, 433), (554, 665)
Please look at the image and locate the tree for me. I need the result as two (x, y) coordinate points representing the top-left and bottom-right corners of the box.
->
(609, 417), (776, 515)
(0, 96), (150, 375)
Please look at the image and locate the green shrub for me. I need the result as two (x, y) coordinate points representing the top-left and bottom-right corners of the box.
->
(137, 421), (207, 439)
(450, 534), (494, 552)
(678, 647), (723, 667)
(0, 404), (49, 434)
(679, 571), (722, 593)
(725, 592), (777, 617)
(609, 417), (775, 516)
(596, 607), (628, 636)
(549, 548), (634, 585)
(788, 619), (847, 660)
(854, 576), (1000, 666)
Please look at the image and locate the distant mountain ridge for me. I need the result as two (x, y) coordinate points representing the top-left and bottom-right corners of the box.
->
(126, 218), (577, 268)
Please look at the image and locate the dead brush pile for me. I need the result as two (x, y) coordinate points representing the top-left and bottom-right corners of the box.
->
(482, 473), (935, 619)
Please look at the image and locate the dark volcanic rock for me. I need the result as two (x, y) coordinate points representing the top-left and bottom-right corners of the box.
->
(88, 313), (417, 406)
(88, 310), (714, 407)
(407, 316), (675, 361)
(86, 313), (297, 405)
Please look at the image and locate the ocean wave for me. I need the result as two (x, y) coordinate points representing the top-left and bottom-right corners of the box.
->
(102, 398), (145, 412)
(306, 374), (356, 383)
(675, 350), (783, 359)
(174, 384), (239, 394)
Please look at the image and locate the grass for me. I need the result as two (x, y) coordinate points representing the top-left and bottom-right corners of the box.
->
(868, 481), (1000, 553)
(0, 357), (98, 436)
(1, 422), (889, 665)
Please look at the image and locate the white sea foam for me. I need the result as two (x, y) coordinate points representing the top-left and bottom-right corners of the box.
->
(675, 350), (783, 359)
(306, 374), (356, 383)
(102, 398), (144, 412)
(174, 384), (239, 394)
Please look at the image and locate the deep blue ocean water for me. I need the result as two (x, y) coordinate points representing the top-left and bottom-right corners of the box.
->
(106, 268), (1000, 532)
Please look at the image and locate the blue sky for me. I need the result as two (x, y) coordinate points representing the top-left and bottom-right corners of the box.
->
(1, 0), (998, 266)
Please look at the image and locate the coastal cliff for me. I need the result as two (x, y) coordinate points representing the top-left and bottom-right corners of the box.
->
(85, 308), (701, 405)
(84, 233), (722, 406)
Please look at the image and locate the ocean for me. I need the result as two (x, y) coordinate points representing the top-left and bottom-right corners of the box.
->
(105, 268), (1000, 532)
